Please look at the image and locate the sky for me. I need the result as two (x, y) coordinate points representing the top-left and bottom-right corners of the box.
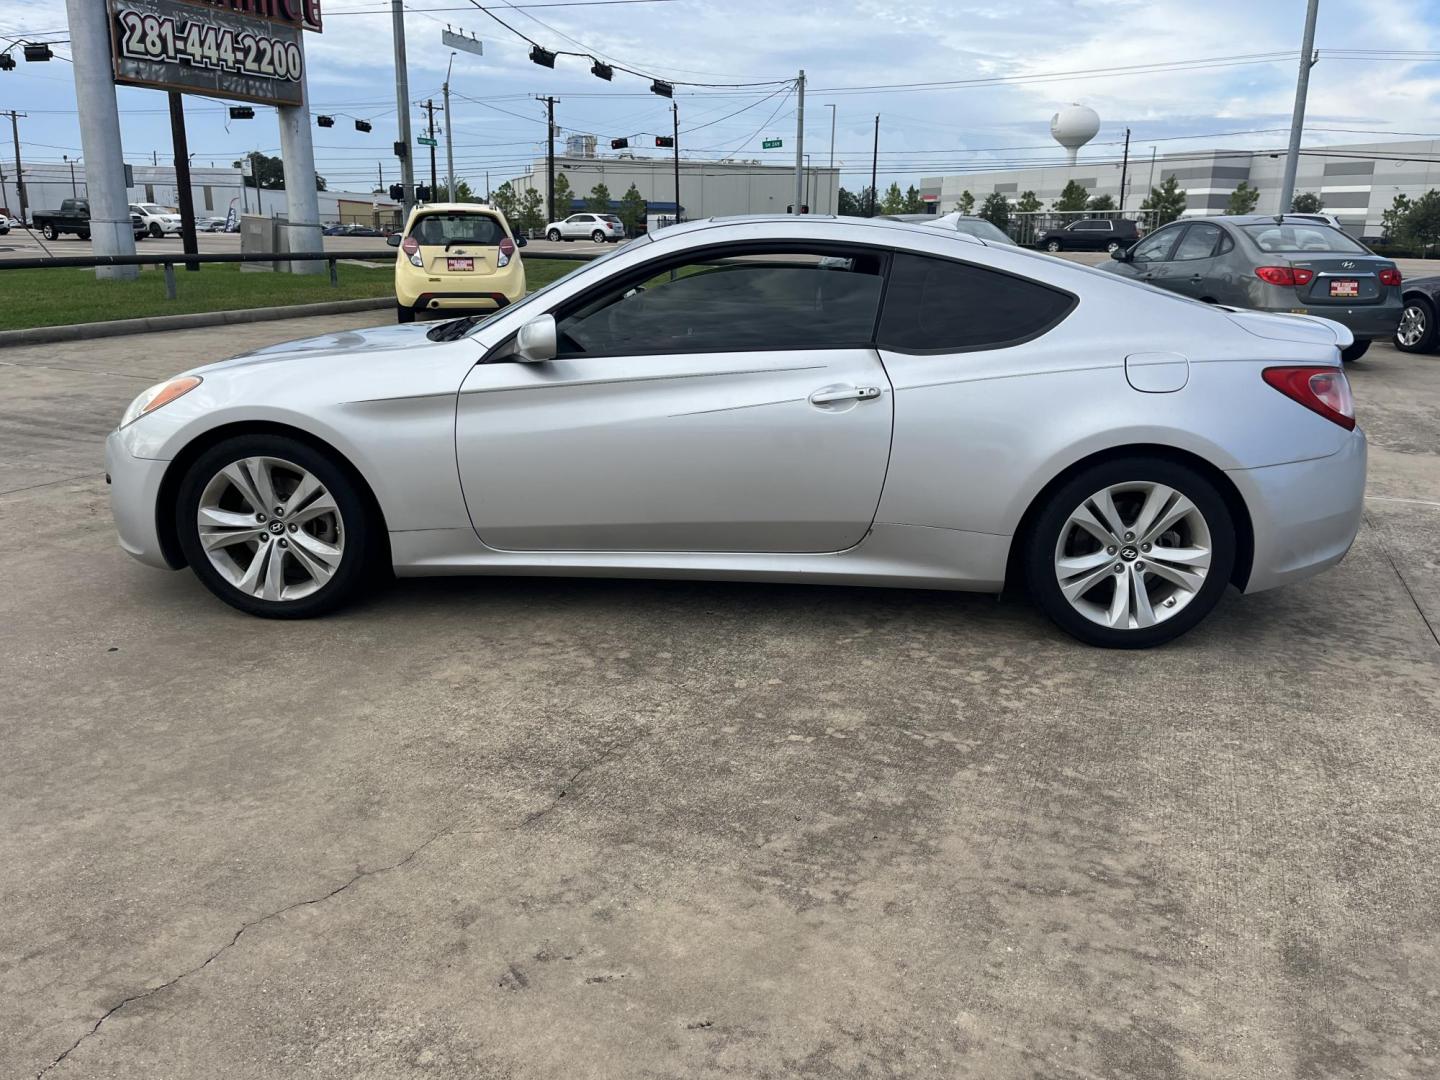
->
(2, 0), (1439, 197)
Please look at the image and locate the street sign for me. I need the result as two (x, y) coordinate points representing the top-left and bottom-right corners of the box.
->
(441, 29), (484, 57)
(762, 138), (782, 149)
(108, 0), (305, 106)
(417, 135), (437, 147)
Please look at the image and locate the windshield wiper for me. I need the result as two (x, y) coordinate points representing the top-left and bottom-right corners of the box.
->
(426, 315), (484, 342)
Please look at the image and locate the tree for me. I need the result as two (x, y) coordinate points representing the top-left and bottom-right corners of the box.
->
(880, 182), (905, 214)
(586, 182), (612, 213)
(978, 192), (1010, 230)
(618, 183), (647, 233)
(857, 185), (879, 216)
(902, 185), (923, 213)
(491, 181), (519, 225)
(1015, 190), (1042, 215)
(1141, 175), (1187, 226)
(1290, 191), (1325, 214)
(1088, 194), (1116, 212)
(315, 174), (327, 193)
(955, 190), (975, 215)
(231, 151), (323, 191)
(1054, 180), (1090, 213)
(1223, 181), (1259, 215)
(1382, 193), (1413, 242)
(518, 188), (544, 236)
(1405, 189), (1440, 255)
(837, 187), (862, 216)
(551, 172), (574, 217)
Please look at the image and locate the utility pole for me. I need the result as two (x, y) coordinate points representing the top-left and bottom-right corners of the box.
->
(869, 115), (879, 217)
(826, 103), (836, 169)
(542, 95), (558, 221)
(1118, 127), (1131, 213)
(1147, 146), (1157, 197)
(424, 98), (438, 196)
(673, 101), (680, 222)
(792, 69), (805, 213)
(167, 92), (199, 272)
(391, 0), (415, 216)
(443, 52), (457, 202)
(2, 111), (24, 222)
(1279, 0), (1320, 215)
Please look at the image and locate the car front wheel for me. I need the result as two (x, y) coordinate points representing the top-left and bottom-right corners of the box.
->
(1045, 239), (1062, 252)
(1025, 459), (1235, 648)
(1395, 297), (1437, 353)
(1105, 240), (1121, 253)
(42, 224), (56, 240)
(547, 229), (561, 242)
(176, 436), (376, 618)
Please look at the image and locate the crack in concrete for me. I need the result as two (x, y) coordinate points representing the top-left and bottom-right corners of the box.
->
(1365, 510), (1440, 652)
(33, 726), (653, 1077)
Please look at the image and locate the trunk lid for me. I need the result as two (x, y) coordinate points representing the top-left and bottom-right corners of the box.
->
(1292, 255), (1395, 307)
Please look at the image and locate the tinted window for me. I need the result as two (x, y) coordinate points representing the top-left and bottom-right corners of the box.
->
(1241, 224), (1367, 254)
(556, 248), (885, 356)
(410, 212), (505, 246)
(877, 253), (1074, 352)
(1174, 223), (1222, 260)
(1130, 226), (1182, 263)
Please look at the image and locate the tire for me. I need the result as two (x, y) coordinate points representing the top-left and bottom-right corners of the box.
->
(1045, 239), (1062, 252)
(1024, 458), (1236, 649)
(1105, 240), (1121, 253)
(591, 230), (606, 243)
(41, 224), (56, 241)
(1395, 296), (1437, 353)
(78, 231), (90, 241)
(149, 222), (163, 238)
(176, 435), (376, 619)
(396, 303), (416, 324)
(547, 229), (561, 242)
(1340, 340), (1371, 364)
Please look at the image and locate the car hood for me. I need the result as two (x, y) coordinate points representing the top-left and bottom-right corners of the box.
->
(190, 322), (434, 375)
(1226, 308), (1354, 349)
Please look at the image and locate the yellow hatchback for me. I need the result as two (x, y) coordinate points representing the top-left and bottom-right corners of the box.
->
(389, 203), (527, 323)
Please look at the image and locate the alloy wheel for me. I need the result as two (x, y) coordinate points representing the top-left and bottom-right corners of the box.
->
(1398, 304), (1428, 348)
(1053, 481), (1213, 631)
(196, 456), (345, 602)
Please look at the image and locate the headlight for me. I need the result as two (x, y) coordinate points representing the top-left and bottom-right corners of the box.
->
(120, 375), (201, 428)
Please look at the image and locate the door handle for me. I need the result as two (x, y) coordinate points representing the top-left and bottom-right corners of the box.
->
(810, 385), (882, 405)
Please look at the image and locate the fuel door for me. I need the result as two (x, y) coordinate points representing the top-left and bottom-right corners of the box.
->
(1125, 351), (1189, 393)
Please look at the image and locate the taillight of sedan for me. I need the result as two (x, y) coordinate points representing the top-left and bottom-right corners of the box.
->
(1262, 366), (1356, 430)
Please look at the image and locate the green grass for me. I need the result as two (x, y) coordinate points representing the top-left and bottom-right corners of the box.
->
(0, 257), (585, 332)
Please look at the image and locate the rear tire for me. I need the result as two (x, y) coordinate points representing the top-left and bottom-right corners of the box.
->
(547, 229), (561, 242)
(1395, 296), (1437, 353)
(1340, 340), (1371, 363)
(176, 435), (376, 619)
(1024, 458), (1236, 649)
(396, 303), (416, 324)
(78, 231), (90, 241)
(1045, 239), (1062, 252)
(591, 230), (606, 243)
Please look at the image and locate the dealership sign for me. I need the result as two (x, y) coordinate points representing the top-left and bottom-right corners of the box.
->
(108, 0), (321, 106)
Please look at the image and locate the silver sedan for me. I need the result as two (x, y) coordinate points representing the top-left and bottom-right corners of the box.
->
(107, 215), (1366, 647)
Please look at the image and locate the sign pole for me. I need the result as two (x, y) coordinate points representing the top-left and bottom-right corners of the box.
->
(278, 33), (324, 275)
(391, 0), (415, 217)
(168, 92), (199, 272)
(792, 69), (805, 214)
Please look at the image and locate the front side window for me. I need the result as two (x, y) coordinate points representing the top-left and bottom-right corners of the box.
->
(1174, 222), (1223, 260)
(410, 212), (505, 247)
(1130, 226), (1182, 263)
(555, 247), (885, 357)
(876, 253), (1074, 353)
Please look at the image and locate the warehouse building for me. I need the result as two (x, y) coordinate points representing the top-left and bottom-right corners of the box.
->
(920, 138), (1440, 236)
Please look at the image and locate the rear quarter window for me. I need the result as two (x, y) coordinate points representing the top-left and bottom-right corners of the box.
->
(878, 253), (1076, 353)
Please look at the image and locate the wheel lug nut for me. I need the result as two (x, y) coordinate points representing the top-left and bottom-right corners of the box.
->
(278, 538), (288, 548)
(288, 523), (298, 532)
(1124, 531), (1135, 541)
(1107, 546), (1117, 555)
(273, 506), (284, 516)
(1141, 542), (1151, 552)
(255, 513), (266, 523)
(1135, 561), (1145, 571)
(1113, 564), (1124, 573)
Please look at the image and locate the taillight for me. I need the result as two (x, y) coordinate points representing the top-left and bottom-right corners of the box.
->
(1255, 266), (1313, 287)
(1262, 366), (1356, 430)
(401, 235), (422, 268)
(1379, 267), (1402, 287)
(497, 236), (515, 268)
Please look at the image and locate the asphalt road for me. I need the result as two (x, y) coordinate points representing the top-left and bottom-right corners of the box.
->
(2, 315), (1438, 1079)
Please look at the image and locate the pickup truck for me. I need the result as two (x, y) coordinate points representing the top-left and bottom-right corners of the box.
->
(32, 198), (148, 242)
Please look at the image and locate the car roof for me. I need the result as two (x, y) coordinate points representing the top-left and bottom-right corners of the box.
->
(1222, 214), (1341, 226)
(407, 202), (502, 219)
(654, 213), (988, 247)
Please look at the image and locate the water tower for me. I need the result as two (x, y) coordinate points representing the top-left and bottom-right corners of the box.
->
(1050, 104), (1100, 165)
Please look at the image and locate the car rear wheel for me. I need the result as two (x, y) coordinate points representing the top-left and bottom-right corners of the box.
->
(1025, 459), (1235, 648)
(78, 230), (90, 241)
(591, 230), (606, 243)
(176, 436), (376, 619)
(547, 229), (561, 242)
(1395, 296), (1437, 353)
(1340, 340), (1371, 363)
(1045, 239), (1062, 252)
(41, 224), (56, 240)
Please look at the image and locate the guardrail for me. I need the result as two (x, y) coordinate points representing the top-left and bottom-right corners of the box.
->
(0, 248), (599, 300)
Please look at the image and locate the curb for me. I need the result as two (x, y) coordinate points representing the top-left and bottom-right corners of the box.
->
(0, 297), (393, 349)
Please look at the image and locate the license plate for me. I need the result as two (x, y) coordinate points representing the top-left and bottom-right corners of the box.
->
(1329, 279), (1359, 298)
(447, 257), (474, 272)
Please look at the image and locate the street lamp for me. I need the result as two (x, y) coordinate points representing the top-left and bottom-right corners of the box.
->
(62, 154), (78, 197)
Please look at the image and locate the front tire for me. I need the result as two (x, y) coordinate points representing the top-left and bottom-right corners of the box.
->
(1025, 459), (1236, 648)
(42, 224), (56, 241)
(149, 222), (163, 238)
(547, 229), (561, 242)
(1340, 340), (1371, 363)
(176, 435), (375, 619)
(1105, 240), (1121, 253)
(1045, 239), (1063, 252)
(1395, 296), (1437, 353)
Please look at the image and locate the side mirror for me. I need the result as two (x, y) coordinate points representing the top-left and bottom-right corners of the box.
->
(514, 314), (557, 363)
(386, 233), (402, 247)
(1110, 247), (1131, 262)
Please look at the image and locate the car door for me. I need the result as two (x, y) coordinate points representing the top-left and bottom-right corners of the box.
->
(1167, 221), (1224, 300)
(1069, 220), (1104, 250)
(454, 244), (895, 553)
(563, 214), (590, 239)
(1111, 224), (1185, 286)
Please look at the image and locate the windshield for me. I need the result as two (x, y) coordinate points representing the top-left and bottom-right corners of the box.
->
(410, 211), (506, 246)
(138, 204), (167, 214)
(1241, 223), (1368, 255)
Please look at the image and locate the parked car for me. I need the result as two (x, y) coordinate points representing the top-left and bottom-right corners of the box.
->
(129, 203), (182, 238)
(343, 224), (385, 237)
(885, 212), (1017, 245)
(32, 198), (147, 241)
(107, 215), (1365, 648)
(321, 223), (348, 235)
(388, 202), (526, 323)
(1395, 275), (1440, 354)
(1288, 212), (1346, 231)
(1037, 218), (1141, 253)
(545, 212), (625, 243)
(198, 217), (229, 232)
(1101, 214), (1402, 362)
(0, 217), (8, 236)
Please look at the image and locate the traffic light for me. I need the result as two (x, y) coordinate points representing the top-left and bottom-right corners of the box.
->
(388, 184), (404, 201)
(655, 136), (673, 148)
(393, 141), (407, 160)
(229, 106), (255, 120)
(416, 185), (430, 202)
(530, 45), (556, 68)
(354, 119), (372, 133)
(317, 115), (335, 128)
(22, 43), (52, 62)
(650, 80), (673, 98)
(591, 61), (613, 81)
(0, 54), (14, 72)
(610, 138), (628, 150)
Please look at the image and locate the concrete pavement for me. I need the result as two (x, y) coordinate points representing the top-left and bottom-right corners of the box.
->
(2, 314), (1438, 1079)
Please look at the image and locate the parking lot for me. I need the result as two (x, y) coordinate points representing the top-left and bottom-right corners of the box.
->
(2, 312), (1438, 1078)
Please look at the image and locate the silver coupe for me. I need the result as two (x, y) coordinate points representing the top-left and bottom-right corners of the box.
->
(107, 215), (1366, 647)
